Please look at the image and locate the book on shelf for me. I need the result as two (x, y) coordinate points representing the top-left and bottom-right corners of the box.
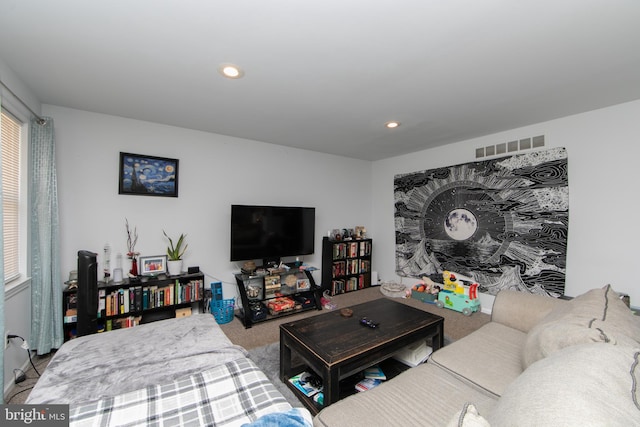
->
(359, 240), (371, 256)
(333, 243), (346, 259)
(98, 289), (105, 318)
(355, 378), (382, 392)
(123, 288), (130, 313)
(363, 365), (386, 380)
(348, 242), (358, 258)
(288, 372), (323, 397)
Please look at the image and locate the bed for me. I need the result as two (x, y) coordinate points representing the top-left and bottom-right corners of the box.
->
(27, 314), (303, 426)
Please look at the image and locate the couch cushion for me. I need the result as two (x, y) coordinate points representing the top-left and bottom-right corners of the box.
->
(490, 289), (564, 333)
(490, 342), (640, 426)
(429, 322), (527, 397)
(523, 284), (640, 368)
(313, 362), (497, 427)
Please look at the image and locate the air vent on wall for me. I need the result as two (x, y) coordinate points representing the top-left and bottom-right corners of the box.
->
(475, 135), (545, 158)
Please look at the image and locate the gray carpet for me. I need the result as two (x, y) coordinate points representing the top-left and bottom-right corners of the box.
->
(247, 342), (305, 408)
(220, 286), (490, 350)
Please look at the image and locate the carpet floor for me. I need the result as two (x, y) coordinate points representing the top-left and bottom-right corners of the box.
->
(220, 285), (490, 349)
(247, 342), (305, 408)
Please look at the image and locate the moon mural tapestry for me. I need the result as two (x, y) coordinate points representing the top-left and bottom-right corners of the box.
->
(394, 147), (568, 297)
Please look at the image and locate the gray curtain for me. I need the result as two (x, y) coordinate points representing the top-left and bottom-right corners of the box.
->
(29, 117), (63, 354)
(0, 99), (5, 402)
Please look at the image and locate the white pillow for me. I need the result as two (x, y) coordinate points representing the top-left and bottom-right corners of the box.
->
(523, 284), (640, 368)
(492, 343), (640, 426)
(447, 403), (491, 427)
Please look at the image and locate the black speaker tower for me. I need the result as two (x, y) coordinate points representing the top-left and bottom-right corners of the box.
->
(77, 250), (98, 336)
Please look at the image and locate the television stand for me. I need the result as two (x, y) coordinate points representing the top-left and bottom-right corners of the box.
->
(235, 265), (322, 328)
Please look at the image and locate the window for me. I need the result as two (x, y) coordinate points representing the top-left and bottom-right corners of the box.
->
(1, 108), (21, 282)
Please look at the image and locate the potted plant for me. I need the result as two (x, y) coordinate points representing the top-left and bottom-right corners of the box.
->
(163, 230), (187, 276)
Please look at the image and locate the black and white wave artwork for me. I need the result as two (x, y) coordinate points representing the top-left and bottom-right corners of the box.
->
(394, 147), (568, 297)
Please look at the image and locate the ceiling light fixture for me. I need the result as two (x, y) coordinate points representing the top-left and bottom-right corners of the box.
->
(219, 64), (244, 79)
(385, 121), (400, 129)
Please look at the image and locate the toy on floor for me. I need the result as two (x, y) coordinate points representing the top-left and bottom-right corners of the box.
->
(321, 290), (337, 310)
(408, 276), (441, 303)
(435, 271), (481, 316)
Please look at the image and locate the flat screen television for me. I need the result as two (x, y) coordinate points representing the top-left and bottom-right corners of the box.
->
(230, 204), (315, 264)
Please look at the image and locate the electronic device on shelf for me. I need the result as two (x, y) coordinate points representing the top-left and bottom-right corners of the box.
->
(230, 204), (315, 266)
(77, 250), (98, 337)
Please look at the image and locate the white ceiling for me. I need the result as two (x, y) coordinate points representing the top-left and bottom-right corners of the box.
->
(1, 1), (639, 161)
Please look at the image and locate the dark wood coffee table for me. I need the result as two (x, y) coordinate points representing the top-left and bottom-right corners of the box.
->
(279, 297), (444, 414)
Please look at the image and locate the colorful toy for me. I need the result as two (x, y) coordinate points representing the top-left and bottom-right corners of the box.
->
(436, 271), (481, 316)
(409, 276), (441, 303)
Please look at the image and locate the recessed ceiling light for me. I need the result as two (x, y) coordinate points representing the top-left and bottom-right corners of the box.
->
(219, 64), (244, 79)
(385, 121), (400, 129)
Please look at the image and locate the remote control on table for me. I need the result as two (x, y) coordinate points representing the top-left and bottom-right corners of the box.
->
(360, 317), (379, 328)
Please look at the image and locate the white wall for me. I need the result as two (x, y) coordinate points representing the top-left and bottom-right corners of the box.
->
(372, 99), (640, 308)
(45, 105), (373, 300)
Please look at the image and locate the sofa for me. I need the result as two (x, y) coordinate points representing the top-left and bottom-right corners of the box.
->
(313, 285), (640, 426)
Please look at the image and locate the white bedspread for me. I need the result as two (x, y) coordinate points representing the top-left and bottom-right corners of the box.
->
(27, 314), (248, 405)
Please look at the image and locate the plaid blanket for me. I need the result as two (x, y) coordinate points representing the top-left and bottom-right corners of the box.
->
(69, 357), (293, 427)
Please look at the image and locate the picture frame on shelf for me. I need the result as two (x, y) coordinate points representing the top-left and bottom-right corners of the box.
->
(140, 255), (167, 276)
(296, 278), (311, 292)
(118, 152), (179, 197)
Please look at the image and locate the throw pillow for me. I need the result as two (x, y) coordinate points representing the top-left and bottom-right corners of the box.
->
(491, 343), (640, 426)
(447, 403), (491, 427)
(522, 284), (640, 368)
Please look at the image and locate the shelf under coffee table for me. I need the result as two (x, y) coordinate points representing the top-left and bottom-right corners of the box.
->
(279, 298), (444, 415)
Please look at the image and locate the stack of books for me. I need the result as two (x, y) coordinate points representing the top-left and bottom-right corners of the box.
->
(355, 365), (386, 392)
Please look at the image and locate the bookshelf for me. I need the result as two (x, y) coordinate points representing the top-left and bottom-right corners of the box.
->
(62, 272), (205, 341)
(321, 236), (372, 296)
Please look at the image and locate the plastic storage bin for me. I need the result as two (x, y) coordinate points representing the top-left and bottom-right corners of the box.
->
(211, 298), (235, 324)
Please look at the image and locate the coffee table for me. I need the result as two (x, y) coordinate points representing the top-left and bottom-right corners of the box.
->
(279, 298), (444, 414)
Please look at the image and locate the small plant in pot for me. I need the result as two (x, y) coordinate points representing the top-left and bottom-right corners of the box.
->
(164, 230), (187, 276)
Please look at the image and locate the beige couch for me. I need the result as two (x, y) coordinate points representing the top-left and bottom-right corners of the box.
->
(313, 285), (640, 426)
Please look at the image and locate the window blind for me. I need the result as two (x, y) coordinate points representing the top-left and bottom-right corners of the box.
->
(1, 109), (21, 282)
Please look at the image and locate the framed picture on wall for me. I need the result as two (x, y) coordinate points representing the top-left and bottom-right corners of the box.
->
(139, 255), (167, 276)
(118, 152), (179, 197)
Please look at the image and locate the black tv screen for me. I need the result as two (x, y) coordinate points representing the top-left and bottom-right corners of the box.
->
(230, 205), (315, 262)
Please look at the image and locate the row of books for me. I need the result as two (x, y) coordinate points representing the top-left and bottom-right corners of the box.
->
(332, 260), (370, 278)
(100, 316), (142, 331)
(355, 365), (386, 392)
(346, 259), (369, 275)
(332, 241), (372, 260)
(98, 279), (203, 318)
(330, 274), (367, 295)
